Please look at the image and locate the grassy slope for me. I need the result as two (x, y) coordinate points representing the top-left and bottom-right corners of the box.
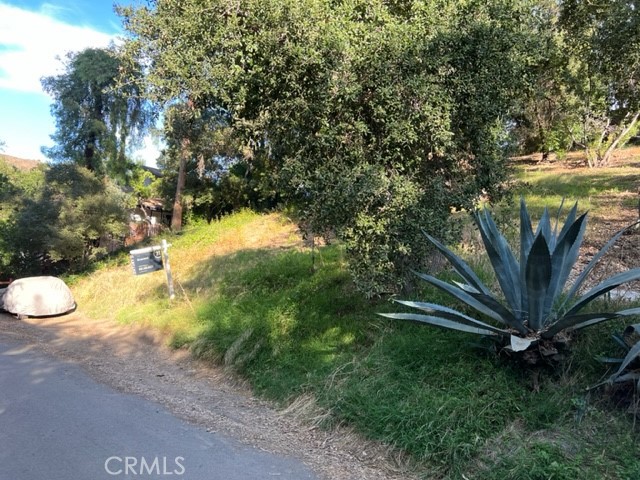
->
(73, 167), (640, 479)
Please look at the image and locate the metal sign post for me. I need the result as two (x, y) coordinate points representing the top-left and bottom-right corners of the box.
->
(161, 239), (176, 300)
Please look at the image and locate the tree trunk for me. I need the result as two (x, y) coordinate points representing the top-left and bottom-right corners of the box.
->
(84, 134), (96, 172)
(171, 138), (189, 231)
(599, 111), (640, 167)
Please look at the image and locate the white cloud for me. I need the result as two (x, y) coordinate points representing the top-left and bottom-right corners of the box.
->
(0, 2), (117, 94)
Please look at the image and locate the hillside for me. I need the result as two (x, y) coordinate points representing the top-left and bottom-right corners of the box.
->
(70, 190), (640, 479)
(0, 153), (42, 171)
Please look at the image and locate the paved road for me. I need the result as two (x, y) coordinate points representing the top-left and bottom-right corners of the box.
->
(0, 338), (317, 480)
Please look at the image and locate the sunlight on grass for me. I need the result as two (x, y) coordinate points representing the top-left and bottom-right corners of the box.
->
(70, 199), (640, 478)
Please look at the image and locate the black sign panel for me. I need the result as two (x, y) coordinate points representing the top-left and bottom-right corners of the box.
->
(130, 249), (163, 275)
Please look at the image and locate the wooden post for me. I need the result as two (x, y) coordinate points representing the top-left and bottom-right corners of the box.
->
(161, 239), (176, 300)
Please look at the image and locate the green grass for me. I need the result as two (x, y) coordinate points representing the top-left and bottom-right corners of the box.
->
(73, 199), (640, 477)
(513, 161), (640, 220)
(186, 240), (639, 478)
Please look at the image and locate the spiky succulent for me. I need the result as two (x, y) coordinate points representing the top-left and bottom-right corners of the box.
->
(381, 199), (640, 355)
(595, 324), (640, 389)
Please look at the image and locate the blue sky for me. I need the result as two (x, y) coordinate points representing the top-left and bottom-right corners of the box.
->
(0, 0), (159, 164)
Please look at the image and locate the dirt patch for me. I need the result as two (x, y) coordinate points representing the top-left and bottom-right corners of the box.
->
(0, 311), (415, 480)
(513, 149), (640, 293)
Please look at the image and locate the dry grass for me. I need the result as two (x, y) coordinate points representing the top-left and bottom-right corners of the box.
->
(73, 211), (302, 336)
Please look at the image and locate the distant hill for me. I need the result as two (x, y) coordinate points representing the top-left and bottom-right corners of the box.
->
(0, 153), (42, 171)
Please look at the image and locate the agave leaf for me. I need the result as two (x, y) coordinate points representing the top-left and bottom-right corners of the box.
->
(378, 313), (499, 336)
(413, 271), (520, 329)
(596, 356), (624, 364)
(392, 300), (510, 335)
(535, 207), (553, 249)
(561, 222), (639, 310)
(546, 307), (640, 338)
(624, 323), (640, 334)
(453, 281), (480, 294)
(453, 281), (526, 333)
(422, 230), (491, 295)
(609, 340), (640, 380)
(467, 291), (527, 334)
(475, 209), (521, 314)
(565, 268), (640, 317)
(526, 234), (552, 331)
(543, 212), (587, 318)
(611, 333), (631, 350)
(553, 202), (579, 251)
(616, 307), (640, 317)
(567, 314), (622, 332)
(519, 198), (535, 318)
(543, 312), (619, 337)
(611, 372), (640, 384)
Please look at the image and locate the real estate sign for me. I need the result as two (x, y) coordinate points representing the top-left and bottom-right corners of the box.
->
(129, 241), (176, 300)
(130, 246), (163, 275)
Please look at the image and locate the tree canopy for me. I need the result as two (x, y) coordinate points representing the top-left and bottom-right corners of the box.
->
(7, 0), (632, 293)
(118, 0), (548, 295)
(0, 162), (129, 276)
(41, 47), (154, 181)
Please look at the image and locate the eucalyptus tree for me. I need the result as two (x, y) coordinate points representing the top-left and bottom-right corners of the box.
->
(119, 0), (546, 295)
(41, 47), (154, 180)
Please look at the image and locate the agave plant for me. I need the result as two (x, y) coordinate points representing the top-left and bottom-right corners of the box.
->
(381, 199), (640, 360)
(595, 324), (640, 389)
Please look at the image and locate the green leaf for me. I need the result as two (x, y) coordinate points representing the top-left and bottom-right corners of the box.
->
(525, 234), (552, 330)
(378, 313), (499, 336)
(422, 230), (491, 295)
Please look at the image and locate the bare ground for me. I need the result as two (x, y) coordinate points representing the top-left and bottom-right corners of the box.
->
(0, 310), (415, 480)
(514, 148), (640, 293)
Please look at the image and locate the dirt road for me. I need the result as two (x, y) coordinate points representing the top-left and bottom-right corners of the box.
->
(0, 312), (413, 480)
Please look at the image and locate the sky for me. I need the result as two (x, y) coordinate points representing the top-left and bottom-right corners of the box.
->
(0, 0), (159, 165)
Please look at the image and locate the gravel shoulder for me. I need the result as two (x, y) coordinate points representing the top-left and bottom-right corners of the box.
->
(0, 311), (413, 480)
